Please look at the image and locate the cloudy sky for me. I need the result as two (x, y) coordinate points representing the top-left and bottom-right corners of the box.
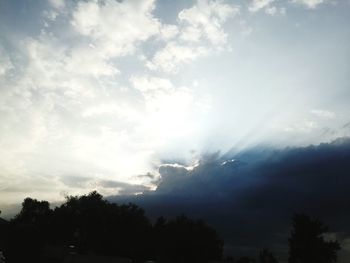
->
(2, 0), (350, 261)
(0, 0), (350, 205)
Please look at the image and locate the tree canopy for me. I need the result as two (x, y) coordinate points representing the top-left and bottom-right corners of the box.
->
(1, 191), (223, 263)
(288, 213), (341, 263)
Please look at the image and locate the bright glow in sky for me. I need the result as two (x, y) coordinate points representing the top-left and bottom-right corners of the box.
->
(0, 0), (350, 204)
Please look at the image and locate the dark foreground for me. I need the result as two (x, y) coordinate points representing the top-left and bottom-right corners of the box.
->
(0, 191), (341, 263)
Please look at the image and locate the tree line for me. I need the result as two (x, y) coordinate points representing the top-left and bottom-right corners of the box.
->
(0, 191), (222, 263)
(0, 191), (341, 263)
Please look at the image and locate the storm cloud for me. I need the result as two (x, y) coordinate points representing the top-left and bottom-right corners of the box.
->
(110, 137), (350, 260)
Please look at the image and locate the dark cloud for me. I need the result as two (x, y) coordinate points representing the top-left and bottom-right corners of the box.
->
(109, 137), (350, 260)
(135, 172), (157, 180)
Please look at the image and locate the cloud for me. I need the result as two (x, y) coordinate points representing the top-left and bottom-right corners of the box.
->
(0, 30), (152, 202)
(71, 0), (160, 57)
(178, 0), (239, 45)
(112, 138), (350, 258)
(0, 46), (13, 76)
(265, 6), (287, 15)
(131, 75), (174, 93)
(159, 24), (179, 41)
(264, 6), (278, 15)
(146, 43), (209, 73)
(249, 0), (276, 12)
(60, 176), (150, 196)
(43, 10), (59, 22)
(290, 0), (330, 9)
(49, 0), (65, 10)
(311, 109), (335, 118)
(147, 0), (238, 73)
(99, 179), (150, 195)
(1, 0), (223, 204)
(249, 0), (330, 13)
(248, 0), (286, 15)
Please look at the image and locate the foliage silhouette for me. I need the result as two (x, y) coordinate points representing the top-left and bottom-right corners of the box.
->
(1, 193), (343, 263)
(1, 191), (223, 263)
(0, 211), (8, 255)
(235, 256), (255, 263)
(153, 215), (223, 263)
(259, 249), (278, 263)
(288, 213), (340, 263)
(4, 198), (52, 263)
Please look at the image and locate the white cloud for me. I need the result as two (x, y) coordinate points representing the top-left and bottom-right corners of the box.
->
(265, 6), (278, 15)
(283, 120), (318, 133)
(49, 0), (65, 10)
(147, 42), (209, 73)
(178, 0), (239, 45)
(264, 6), (286, 15)
(249, 0), (275, 12)
(2, 0), (211, 204)
(64, 45), (119, 77)
(148, 0), (238, 73)
(71, 0), (160, 57)
(311, 109), (335, 118)
(0, 12), (210, 202)
(43, 10), (59, 21)
(248, 0), (286, 15)
(0, 47), (13, 76)
(131, 75), (173, 93)
(159, 24), (179, 41)
(180, 26), (202, 42)
(0, 34), (149, 203)
(21, 37), (105, 101)
(291, 0), (329, 9)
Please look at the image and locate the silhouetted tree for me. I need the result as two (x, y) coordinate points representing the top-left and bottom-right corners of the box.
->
(5, 198), (53, 263)
(236, 256), (255, 263)
(259, 249), (278, 263)
(13, 198), (51, 224)
(0, 250), (5, 263)
(51, 191), (153, 260)
(2, 191), (224, 263)
(288, 213), (340, 263)
(0, 211), (8, 252)
(154, 214), (223, 263)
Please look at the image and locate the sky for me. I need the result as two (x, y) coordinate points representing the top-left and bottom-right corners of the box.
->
(0, 0), (350, 206)
(1, 0), (350, 261)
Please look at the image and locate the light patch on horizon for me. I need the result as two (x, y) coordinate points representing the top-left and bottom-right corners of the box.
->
(0, 0), (349, 205)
